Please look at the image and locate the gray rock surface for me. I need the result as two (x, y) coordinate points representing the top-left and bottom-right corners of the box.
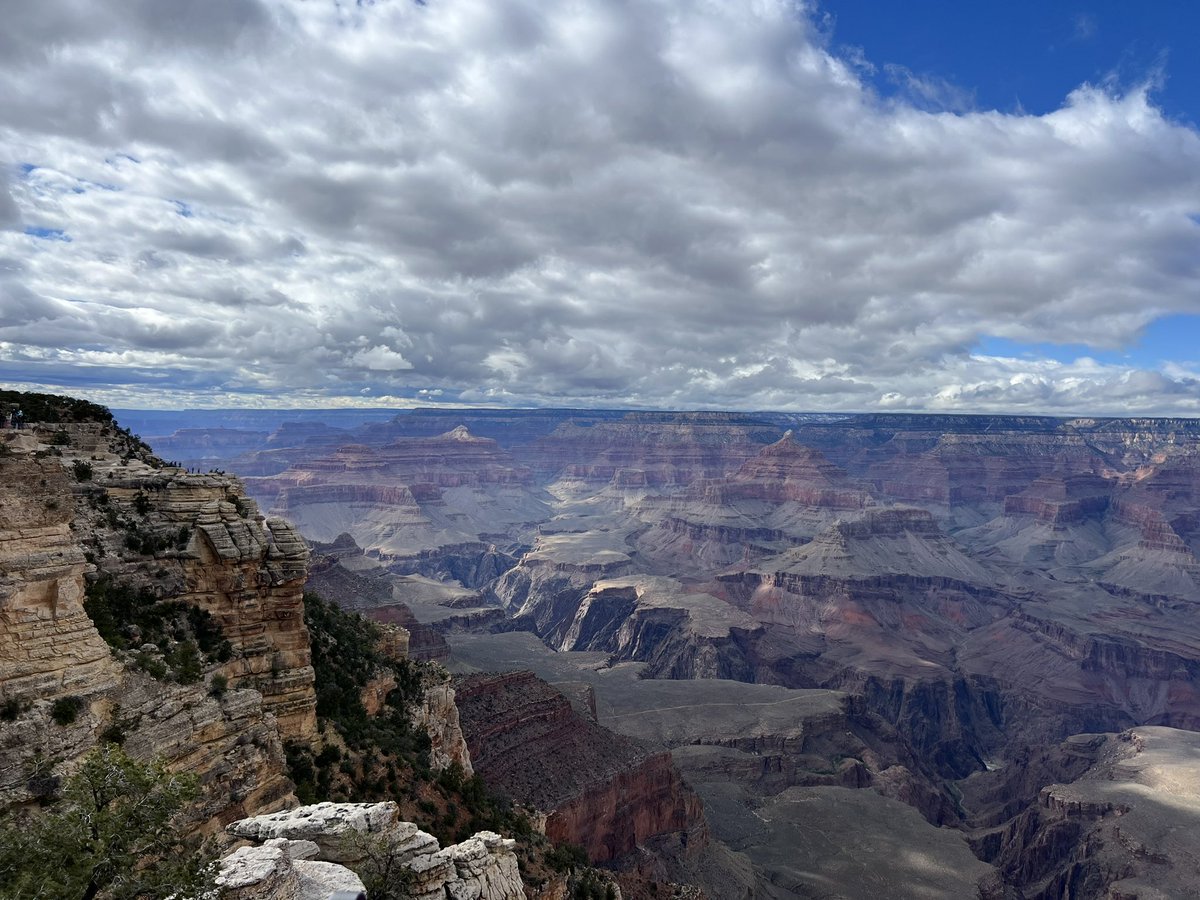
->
(224, 802), (523, 900)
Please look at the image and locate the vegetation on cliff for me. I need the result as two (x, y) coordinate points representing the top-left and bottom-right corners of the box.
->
(0, 744), (218, 900)
(288, 590), (430, 797)
(83, 575), (232, 685)
(0, 390), (114, 426)
(0, 389), (155, 463)
(285, 592), (613, 894)
(289, 593), (531, 840)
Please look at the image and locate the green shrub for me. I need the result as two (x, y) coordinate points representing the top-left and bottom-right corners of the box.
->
(71, 460), (93, 481)
(209, 673), (229, 698)
(546, 843), (589, 873)
(168, 640), (204, 684)
(83, 576), (231, 681)
(0, 390), (113, 425)
(0, 698), (22, 722)
(289, 591), (534, 848)
(50, 696), (85, 726)
(99, 721), (126, 746)
(0, 744), (217, 899)
(134, 652), (168, 680)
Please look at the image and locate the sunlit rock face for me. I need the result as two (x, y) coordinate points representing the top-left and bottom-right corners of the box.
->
(973, 727), (1200, 898)
(0, 452), (121, 703)
(70, 460), (317, 739)
(0, 422), (307, 829)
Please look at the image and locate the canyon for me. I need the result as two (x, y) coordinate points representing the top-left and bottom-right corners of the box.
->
(139, 406), (1200, 898)
(0, 397), (719, 898)
(5, 400), (1200, 897)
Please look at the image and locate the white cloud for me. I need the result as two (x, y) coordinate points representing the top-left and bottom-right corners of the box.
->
(0, 0), (1198, 413)
(350, 345), (414, 371)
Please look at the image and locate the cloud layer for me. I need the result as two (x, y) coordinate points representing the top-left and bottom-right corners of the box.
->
(2, 0), (1200, 413)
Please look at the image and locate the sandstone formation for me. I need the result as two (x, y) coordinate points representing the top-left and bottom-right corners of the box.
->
(0, 421), (310, 829)
(224, 801), (524, 900)
(64, 425), (317, 739)
(0, 451), (121, 703)
(412, 674), (474, 775)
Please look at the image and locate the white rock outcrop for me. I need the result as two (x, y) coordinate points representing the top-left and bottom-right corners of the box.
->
(217, 837), (369, 900)
(222, 802), (523, 900)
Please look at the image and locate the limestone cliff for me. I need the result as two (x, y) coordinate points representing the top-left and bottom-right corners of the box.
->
(973, 727), (1200, 899)
(411, 675), (474, 776)
(63, 424), (317, 739)
(0, 419), (310, 830)
(0, 452), (121, 703)
(222, 802), (524, 900)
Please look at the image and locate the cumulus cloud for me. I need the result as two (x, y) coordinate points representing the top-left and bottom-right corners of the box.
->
(350, 345), (414, 371)
(1, 0), (1199, 414)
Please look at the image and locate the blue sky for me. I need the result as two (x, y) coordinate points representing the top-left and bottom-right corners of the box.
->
(819, 1), (1200, 377)
(1, 0), (1199, 414)
(823, 1), (1199, 120)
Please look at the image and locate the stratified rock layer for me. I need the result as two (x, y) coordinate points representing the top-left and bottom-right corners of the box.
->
(976, 727), (1200, 899)
(0, 454), (120, 702)
(0, 422), (308, 831)
(454, 671), (705, 863)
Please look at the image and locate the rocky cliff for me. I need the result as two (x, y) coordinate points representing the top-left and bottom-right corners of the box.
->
(0, 451), (121, 704)
(110, 406), (1200, 897)
(221, 801), (524, 900)
(973, 727), (1200, 899)
(0, 418), (310, 830)
(453, 671), (706, 864)
(528, 415), (776, 488)
(241, 426), (552, 561)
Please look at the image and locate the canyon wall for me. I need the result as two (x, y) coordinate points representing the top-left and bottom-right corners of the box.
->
(0, 421), (313, 829)
(453, 671), (706, 864)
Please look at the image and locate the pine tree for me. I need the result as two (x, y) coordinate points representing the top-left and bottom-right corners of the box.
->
(0, 744), (218, 899)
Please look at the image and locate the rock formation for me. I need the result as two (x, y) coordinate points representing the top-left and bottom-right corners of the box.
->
(0, 420), (312, 829)
(974, 727), (1200, 898)
(412, 674), (474, 776)
(222, 801), (524, 900)
(240, 427), (551, 562)
(306, 535), (453, 662)
(82, 405), (1200, 897)
(0, 452), (122, 703)
(453, 671), (705, 864)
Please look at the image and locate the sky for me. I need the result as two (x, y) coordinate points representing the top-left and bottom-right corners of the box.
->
(2, 0), (1200, 415)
